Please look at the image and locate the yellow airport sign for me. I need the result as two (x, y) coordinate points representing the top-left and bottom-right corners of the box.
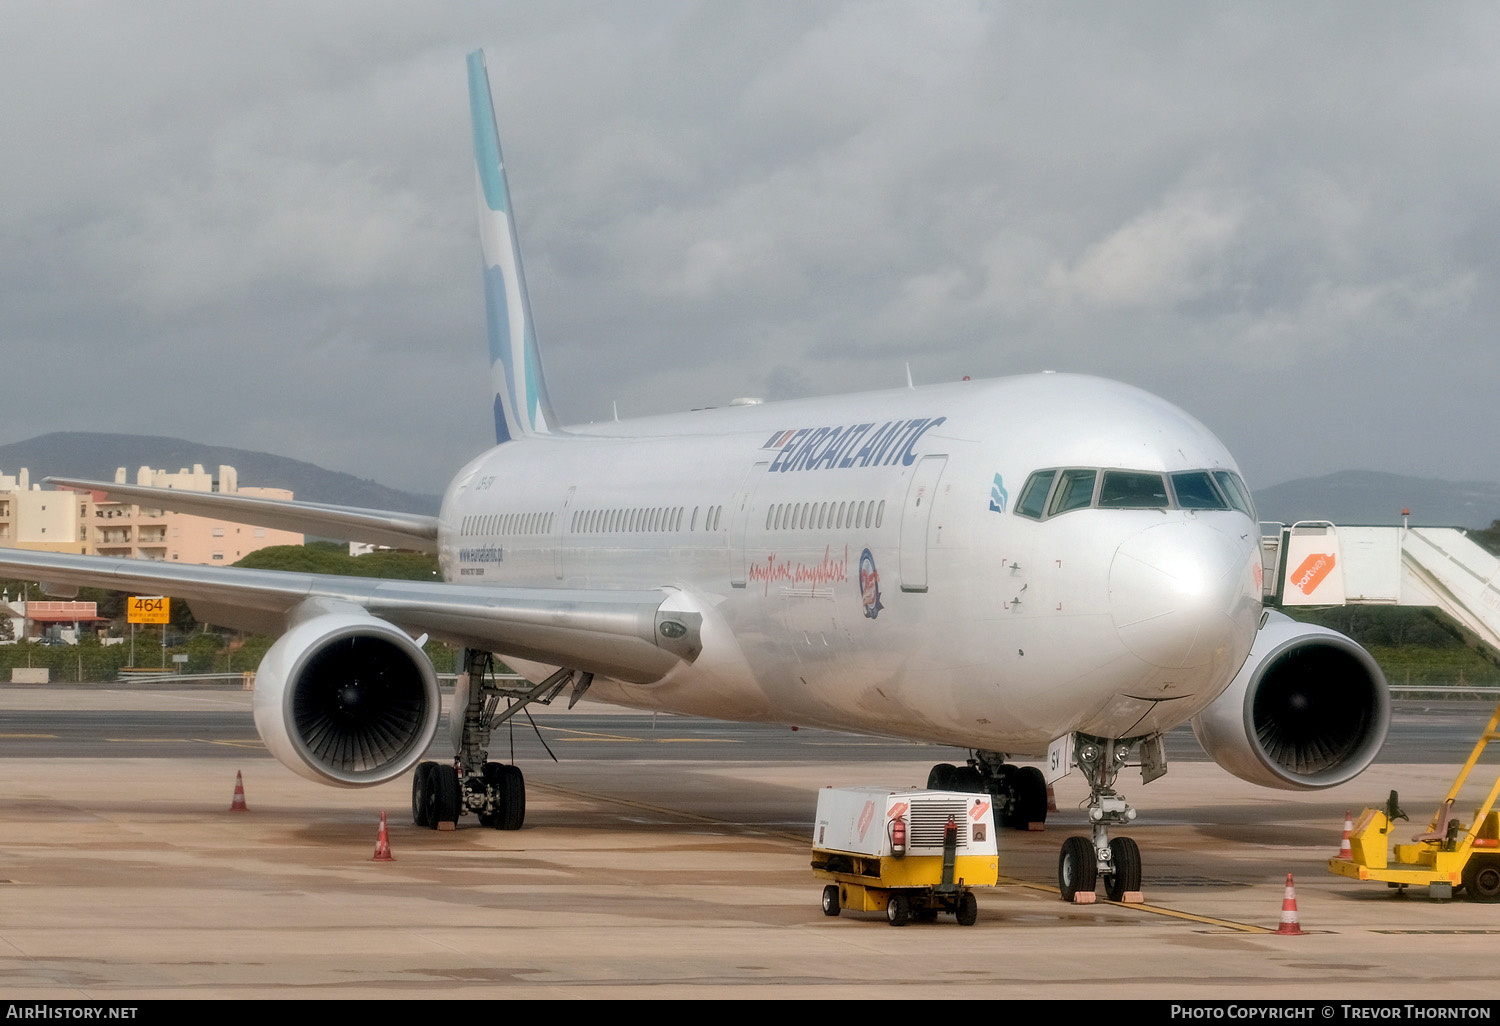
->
(127, 596), (170, 624)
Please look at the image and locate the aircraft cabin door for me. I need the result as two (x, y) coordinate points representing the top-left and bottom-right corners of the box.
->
(554, 486), (575, 580)
(898, 455), (947, 592)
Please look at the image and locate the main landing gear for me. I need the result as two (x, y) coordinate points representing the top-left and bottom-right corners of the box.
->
(410, 650), (593, 831)
(1056, 733), (1162, 903)
(926, 750), (1049, 830)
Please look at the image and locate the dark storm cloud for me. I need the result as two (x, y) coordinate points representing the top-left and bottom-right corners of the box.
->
(3, 2), (1498, 494)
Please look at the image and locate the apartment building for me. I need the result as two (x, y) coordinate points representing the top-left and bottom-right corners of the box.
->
(1, 464), (302, 564)
(0, 468), (86, 553)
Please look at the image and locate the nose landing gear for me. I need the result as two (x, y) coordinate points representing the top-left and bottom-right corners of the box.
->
(1057, 733), (1159, 903)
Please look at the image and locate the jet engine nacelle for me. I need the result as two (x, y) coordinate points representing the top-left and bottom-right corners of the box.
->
(252, 611), (441, 787)
(1191, 610), (1389, 790)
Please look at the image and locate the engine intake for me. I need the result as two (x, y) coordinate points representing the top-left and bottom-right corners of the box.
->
(252, 611), (441, 787)
(1191, 610), (1389, 789)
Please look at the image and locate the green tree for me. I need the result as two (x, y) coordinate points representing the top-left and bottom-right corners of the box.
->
(233, 542), (441, 581)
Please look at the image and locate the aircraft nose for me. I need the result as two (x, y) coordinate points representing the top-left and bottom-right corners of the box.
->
(1108, 520), (1260, 671)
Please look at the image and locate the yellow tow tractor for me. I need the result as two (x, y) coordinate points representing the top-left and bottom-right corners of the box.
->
(1329, 700), (1500, 902)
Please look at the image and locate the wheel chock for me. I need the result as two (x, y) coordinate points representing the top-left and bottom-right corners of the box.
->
(1070, 890), (1097, 904)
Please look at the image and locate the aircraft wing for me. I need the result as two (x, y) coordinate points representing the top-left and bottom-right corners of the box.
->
(47, 477), (440, 554)
(0, 548), (699, 683)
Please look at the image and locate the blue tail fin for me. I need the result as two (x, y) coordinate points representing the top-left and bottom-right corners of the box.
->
(467, 50), (558, 443)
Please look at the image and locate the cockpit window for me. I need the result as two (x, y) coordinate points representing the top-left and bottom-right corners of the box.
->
(1049, 469), (1097, 516)
(1098, 471), (1168, 508)
(1212, 470), (1255, 518)
(1170, 471), (1230, 510)
(1013, 466), (1255, 521)
(1015, 470), (1055, 519)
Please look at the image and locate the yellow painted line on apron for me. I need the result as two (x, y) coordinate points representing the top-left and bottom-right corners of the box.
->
(998, 876), (1276, 933)
(538, 725), (740, 744)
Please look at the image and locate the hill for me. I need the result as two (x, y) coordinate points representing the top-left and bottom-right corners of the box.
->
(1253, 470), (1500, 529)
(0, 432), (440, 515)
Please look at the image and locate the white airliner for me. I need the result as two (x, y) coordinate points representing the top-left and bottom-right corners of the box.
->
(0, 52), (1388, 900)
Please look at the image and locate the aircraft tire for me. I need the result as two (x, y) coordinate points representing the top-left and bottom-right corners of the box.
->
(478, 763), (525, 830)
(1463, 856), (1500, 903)
(950, 766), (986, 793)
(411, 762), (435, 828)
(956, 892), (979, 926)
(497, 764), (525, 830)
(927, 763), (956, 790)
(821, 885), (841, 917)
(1010, 765), (1048, 830)
(1058, 835), (1096, 901)
(1105, 836), (1142, 901)
(428, 763), (461, 826)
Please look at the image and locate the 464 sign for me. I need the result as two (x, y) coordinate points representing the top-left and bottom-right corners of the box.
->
(127, 596), (170, 624)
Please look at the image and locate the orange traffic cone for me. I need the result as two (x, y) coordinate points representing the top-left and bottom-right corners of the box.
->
(1337, 811), (1354, 860)
(1276, 873), (1305, 935)
(228, 771), (248, 812)
(372, 811), (395, 862)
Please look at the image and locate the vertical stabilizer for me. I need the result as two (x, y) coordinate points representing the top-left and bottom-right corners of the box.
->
(467, 50), (558, 442)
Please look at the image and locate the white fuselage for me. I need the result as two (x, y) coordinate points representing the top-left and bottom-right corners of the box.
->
(437, 373), (1264, 755)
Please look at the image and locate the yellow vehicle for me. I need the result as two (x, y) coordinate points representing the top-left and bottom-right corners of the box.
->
(1329, 701), (1500, 902)
(811, 787), (999, 926)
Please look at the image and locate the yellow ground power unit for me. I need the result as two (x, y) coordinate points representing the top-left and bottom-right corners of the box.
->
(811, 786), (1000, 926)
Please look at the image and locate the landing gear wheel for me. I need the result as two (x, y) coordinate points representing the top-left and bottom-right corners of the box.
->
(1463, 856), (1500, 903)
(1058, 836), (1097, 901)
(927, 763), (956, 790)
(950, 766), (985, 793)
(956, 892), (979, 926)
(1010, 765), (1048, 830)
(821, 884), (841, 917)
(1105, 836), (1142, 901)
(425, 762), (461, 827)
(886, 893), (912, 926)
(411, 762), (435, 827)
(478, 763), (526, 830)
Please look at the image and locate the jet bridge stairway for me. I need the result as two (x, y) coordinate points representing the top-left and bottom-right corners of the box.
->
(1261, 521), (1500, 660)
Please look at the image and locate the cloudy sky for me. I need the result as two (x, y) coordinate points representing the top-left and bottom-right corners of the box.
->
(3, 2), (1498, 496)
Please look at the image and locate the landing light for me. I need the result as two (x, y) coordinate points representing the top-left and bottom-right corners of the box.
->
(658, 620), (688, 639)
